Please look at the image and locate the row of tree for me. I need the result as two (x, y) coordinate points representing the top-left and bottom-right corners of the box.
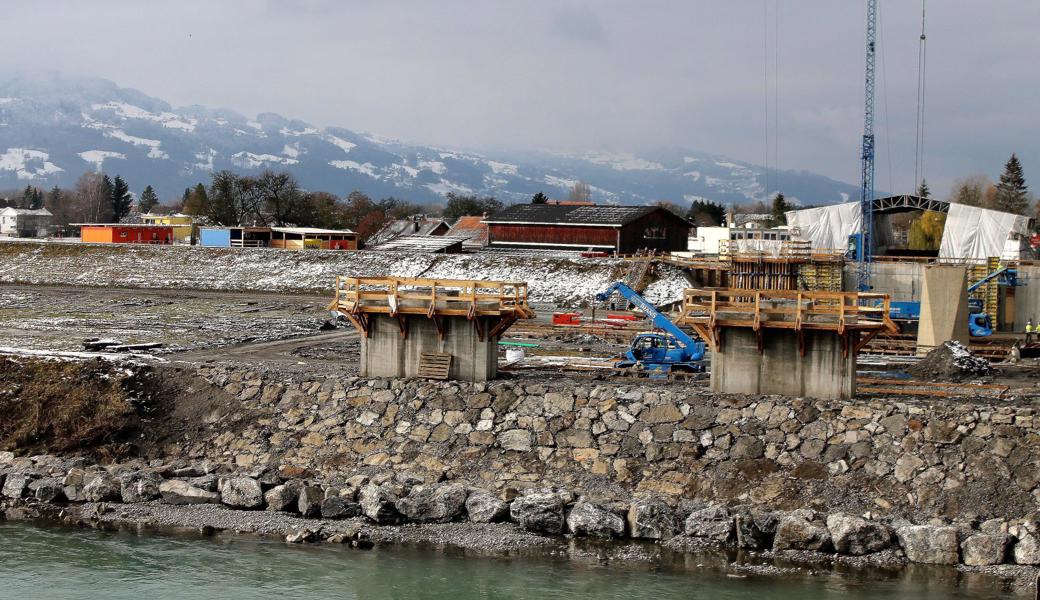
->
(2, 172), (151, 228)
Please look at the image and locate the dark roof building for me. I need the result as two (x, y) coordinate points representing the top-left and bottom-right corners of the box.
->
(483, 204), (691, 254)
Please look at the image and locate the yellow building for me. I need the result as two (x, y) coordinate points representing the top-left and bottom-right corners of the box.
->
(140, 214), (194, 243)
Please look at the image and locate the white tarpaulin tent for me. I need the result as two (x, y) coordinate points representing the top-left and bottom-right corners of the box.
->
(785, 202), (860, 252)
(938, 203), (1030, 260)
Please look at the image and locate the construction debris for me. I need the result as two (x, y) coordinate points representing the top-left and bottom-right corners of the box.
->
(908, 341), (994, 381)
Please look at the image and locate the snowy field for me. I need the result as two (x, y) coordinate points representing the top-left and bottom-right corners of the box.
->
(0, 242), (690, 306)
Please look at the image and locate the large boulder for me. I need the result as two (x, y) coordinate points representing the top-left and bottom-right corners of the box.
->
(83, 473), (121, 502)
(159, 480), (220, 505)
(826, 513), (893, 556)
(28, 478), (65, 503)
(510, 492), (566, 534)
(773, 515), (831, 552)
(321, 495), (361, 519)
(264, 482), (303, 513)
(62, 468), (88, 502)
(961, 533), (1010, 566)
(297, 486), (324, 518)
(684, 506), (734, 543)
(1010, 525), (1040, 565)
(396, 484), (469, 523)
(219, 477), (263, 509)
(359, 484), (401, 524)
(896, 525), (959, 565)
(627, 496), (677, 540)
(734, 508), (778, 550)
(120, 472), (162, 503)
(566, 501), (625, 538)
(465, 490), (509, 523)
(1, 474), (32, 499)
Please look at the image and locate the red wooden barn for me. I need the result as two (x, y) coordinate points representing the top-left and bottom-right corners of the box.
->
(483, 204), (691, 254)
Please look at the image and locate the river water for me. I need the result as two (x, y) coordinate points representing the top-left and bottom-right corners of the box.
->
(0, 522), (1020, 599)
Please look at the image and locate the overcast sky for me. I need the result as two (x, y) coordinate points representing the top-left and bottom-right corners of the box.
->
(2, 0), (1038, 197)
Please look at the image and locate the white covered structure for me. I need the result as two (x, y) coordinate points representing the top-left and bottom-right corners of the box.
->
(939, 203), (1031, 260)
(0, 207), (51, 238)
(786, 199), (1032, 260)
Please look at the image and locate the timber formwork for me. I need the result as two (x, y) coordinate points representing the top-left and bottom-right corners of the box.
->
(329, 276), (535, 341)
(663, 243), (845, 292)
(678, 288), (897, 357)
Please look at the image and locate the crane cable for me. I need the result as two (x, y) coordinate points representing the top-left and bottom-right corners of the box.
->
(878, 0), (895, 196)
(763, 0), (770, 198)
(913, 0), (927, 193)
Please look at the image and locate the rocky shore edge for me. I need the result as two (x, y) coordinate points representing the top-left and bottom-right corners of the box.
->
(2, 451), (1037, 592)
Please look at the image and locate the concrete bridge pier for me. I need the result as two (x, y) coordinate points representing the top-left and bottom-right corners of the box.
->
(360, 314), (499, 382)
(709, 328), (856, 399)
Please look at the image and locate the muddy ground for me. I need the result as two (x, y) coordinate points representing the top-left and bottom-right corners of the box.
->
(0, 285), (335, 355)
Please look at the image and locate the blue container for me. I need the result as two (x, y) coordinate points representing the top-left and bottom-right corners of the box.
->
(199, 228), (231, 247)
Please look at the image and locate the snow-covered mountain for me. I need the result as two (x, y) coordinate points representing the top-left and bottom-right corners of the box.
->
(0, 73), (859, 205)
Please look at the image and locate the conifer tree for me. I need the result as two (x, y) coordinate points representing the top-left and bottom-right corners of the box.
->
(531, 192), (548, 204)
(138, 185), (159, 214)
(993, 153), (1029, 215)
(109, 175), (133, 221)
(770, 192), (791, 226)
(916, 179), (930, 199)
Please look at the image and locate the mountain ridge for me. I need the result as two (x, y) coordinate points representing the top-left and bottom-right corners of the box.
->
(0, 72), (859, 206)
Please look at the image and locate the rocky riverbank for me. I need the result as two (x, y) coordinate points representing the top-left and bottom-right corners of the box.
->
(1, 450), (1039, 591)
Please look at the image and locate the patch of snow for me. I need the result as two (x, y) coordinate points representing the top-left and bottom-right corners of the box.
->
(325, 134), (356, 154)
(714, 161), (741, 169)
(438, 152), (459, 160)
(247, 121), (263, 130)
(424, 179), (472, 195)
(280, 126), (319, 137)
(329, 160), (378, 177)
(78, 150), (126, 170)
(91, 101), (197, 132)
(282, 144), (301, 159)
(684, 171), (701, 182)
(105, 130), (168, 159)
(194, 148), (217, 171)
(231, 152), (298, 168)
(682, 156), (700, 163)
(0, 98), (14, 105)
(0, 148), (64, 180)
(213, 118), (229, 126)
(840, 192), (850, 202)
(487, 161), (518, 176)
(418, 160), (447, 175)
(544, 175), (579, 189)
(581, 152), (665, 171)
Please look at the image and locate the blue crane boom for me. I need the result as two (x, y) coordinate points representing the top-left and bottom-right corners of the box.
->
(595, 282), (700, 350)
(858, 0), (878, 292)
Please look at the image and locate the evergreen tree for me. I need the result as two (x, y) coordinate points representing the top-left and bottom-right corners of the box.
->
(993, 153), (1030, 215)
(138, 185), (159, 214)
(531, 192), (548, 204)
(916, 179), (931, 199)
(109, 175), (133, 221)
(686, 199), (726, 227)
(770, 192), (791, 226)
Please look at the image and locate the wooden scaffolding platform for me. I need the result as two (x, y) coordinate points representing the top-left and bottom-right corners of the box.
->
(678, 288), (898, 357)
(329, 276), (535, 341)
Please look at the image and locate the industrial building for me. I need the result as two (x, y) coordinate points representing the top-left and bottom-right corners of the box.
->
(78, 224), (174, 245)
(483, 204), (691, 254)
(0, 207), (51, 238)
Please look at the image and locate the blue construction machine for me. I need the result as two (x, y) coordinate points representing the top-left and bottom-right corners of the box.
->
(888, 267), (1018, 338)
(594, 282), (706, 376)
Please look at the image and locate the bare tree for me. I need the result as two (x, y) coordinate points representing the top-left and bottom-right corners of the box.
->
(567, 181), (592, 203)
(74, 171), (111, 223)
(948, 175), (991, 207)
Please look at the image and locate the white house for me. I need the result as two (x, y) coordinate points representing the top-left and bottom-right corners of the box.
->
(0, 207), (52, 238)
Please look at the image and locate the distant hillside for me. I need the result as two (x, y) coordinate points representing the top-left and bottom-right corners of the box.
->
(0, 73), (859, 206)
